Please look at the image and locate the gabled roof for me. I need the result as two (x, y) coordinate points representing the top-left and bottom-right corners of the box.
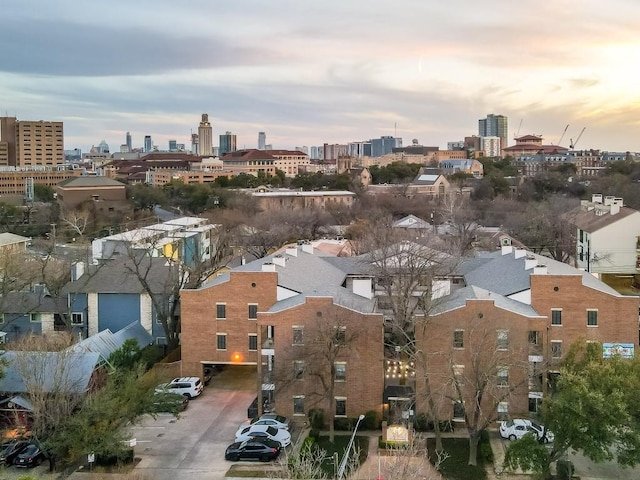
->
(431, 285), (543, 317)
(66, 322), (153, 363)
(393, 215), (431, 230)
(0, 351), (101, 395)
(0, 291), (65, 314)
(62, 255), (175, 295)
(0, 233), (30, 247)
(567, 205), (639, 233)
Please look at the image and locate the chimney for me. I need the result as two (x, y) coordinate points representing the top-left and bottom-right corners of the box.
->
(514, 248), (527, 259)
(533, 265), (548, 275)
(285, 247), (298, 257)
(272, 255), (286, 267)
(501, 245), (513, 255)
(262, 262), (276, 272)
(301, 243), (314, 254)
(525, 256), (537, 270)
(71, 262), (85, 281)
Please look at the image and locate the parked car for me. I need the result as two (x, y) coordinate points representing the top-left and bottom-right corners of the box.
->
(155, 377), (203, 399)
(225, 437), (282, 462)
(241, 413), (290, 431)
(0, 440), (29, 465)
(500, 419), (554, 443)
(235, 424), (291, 447)
(152, 391), (189, 413)
(13, 443), (45, 468)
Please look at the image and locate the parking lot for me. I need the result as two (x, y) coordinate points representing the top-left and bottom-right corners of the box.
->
(126, 365), (258, 480)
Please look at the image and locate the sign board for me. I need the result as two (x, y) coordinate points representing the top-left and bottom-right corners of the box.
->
(386, 424), (409, 443)
(88, 453), (95, 464)
(603, 343), (634, 359)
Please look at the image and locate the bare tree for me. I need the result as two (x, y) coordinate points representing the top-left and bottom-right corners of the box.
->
(60, 205), (93, 239)
(439, 195), (481, 257)
(429, 323), (530, 465)
(357, 218), (461, 453)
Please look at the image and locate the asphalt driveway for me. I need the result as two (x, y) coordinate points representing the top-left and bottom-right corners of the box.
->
(127, 365), (257, 480)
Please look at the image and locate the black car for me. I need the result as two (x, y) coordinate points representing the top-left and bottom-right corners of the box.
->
(225, 437), (281, 462)
(0, 440), (29, 465)
(13, 443), (45, 468)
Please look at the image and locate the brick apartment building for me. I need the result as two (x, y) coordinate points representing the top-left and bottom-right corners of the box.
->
(180, 241), (639, 425)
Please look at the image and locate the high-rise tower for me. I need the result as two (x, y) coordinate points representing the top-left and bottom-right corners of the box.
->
(219, 131), (237, 156)
(258, 131), (266, 150)
(478, 114), (508, 150)
(198, 114), (213, 156)
(126, 131), (132, 151)
(144, 135), (153, 153)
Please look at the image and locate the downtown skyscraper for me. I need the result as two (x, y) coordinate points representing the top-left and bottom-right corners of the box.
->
(478, 114), (508, 150)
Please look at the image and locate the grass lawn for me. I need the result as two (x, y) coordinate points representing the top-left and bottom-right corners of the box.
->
(313, 434), (369, 477)
(427, 438), (488, 480)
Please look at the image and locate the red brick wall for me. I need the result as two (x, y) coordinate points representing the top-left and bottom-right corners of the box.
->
(259, 297), (384, 421)
(416, 299), (546, 422)
(180, 271), (278, 377)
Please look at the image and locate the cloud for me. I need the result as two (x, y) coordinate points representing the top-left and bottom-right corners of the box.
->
(0, 19), (280, 77)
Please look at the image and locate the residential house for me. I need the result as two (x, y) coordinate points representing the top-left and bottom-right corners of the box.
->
(568, 195), (640, 275)
(439, 159), (484, 178)
(0, 287), (66, 343)
(61, 256), (176, 343)
(0, 233), (30, 256)
(365, 168), (450, 199)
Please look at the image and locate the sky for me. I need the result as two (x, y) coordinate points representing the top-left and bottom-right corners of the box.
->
(1, 0), (639, 154)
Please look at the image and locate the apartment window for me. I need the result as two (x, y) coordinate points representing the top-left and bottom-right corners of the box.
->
(0, 314), (4, 324)
(528, 331), (540, 346)
(497, 367), (509, 387)
(248, 334), (258, 351)
(248, 304), (258, 320)
(30, 313), (41, 323)
(497, 330), (509, 351)
(334, 326), (346, 345)
(551, 341), (562, 359)
(335, 362), (346, 382)
(551, 309), (562, 326)
(293, 361), (305, 380)
(587, 309), (598, 327)
(217, 333), (227, 350)
(71, 312), (83, 325)
(335, 397), (347, 417)
(293, 396), (305, 415)
(453, 330), (464, 349)
(292, 326), (304, 346)
(216, 303), (226, 319)
(453, 401), (465, 420)
(497, 402), (509, 421)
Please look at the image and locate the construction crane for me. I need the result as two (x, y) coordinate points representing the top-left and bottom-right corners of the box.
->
(558, 124), (569, 146)
(570, 127), (586, 149)
(514, 119), (523, 139)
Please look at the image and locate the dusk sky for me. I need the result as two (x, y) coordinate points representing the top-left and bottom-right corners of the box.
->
(1, 0), (639, 153)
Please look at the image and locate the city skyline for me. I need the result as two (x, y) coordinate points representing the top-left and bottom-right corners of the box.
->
(1, 0), (639, 154)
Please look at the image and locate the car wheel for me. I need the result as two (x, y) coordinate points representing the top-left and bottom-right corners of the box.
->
(183, 393), (192, 399)
(509, 434), (516, 441)
(228, 454), (239, 461)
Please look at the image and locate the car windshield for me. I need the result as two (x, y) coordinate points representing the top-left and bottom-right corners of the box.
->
(22, 445), (38, 455)
(266, 426), (278, 436)
(274, 415), (286, 423)
(504, 420), (515, 427)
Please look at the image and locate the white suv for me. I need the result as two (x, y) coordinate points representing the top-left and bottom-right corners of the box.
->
(156, 377), (203, 399)
(499, 419), (554, 443)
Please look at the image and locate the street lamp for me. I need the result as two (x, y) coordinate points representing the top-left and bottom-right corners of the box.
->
(337, 414), (365, 480)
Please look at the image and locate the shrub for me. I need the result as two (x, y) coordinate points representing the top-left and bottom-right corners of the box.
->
(309, 428), (320, 439)
(413, 413), (430, 431)
(334, 417), (354, 431)
(308, 408), (325, 430)
(301, 436), (316, 453)
(362, 411), (378, 430)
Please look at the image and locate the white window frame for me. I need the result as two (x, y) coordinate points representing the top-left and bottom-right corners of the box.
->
(71, 312), (83, 325)
(335, 362), (347, 382)
(217, 333), (227, 351)
(497, 330), (509, 351)
(248, 334), (258, 351)
(216, 303), (226, 320)
(29, 313), (41, 323)
(551, 309), (562, 326)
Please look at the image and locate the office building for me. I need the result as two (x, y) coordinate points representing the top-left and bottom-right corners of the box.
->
(481, 136), (501, 157)
(198, 114), (213, 156)
(126, 132), (132, 152)
(0, 116), (64, 168)
(169, 140), (178, 152)
(144, 135), (153, 153)
(191, 133), (199, 155)
(370, 136), (397, 157)
(258, 131), (266, 150)
(479, 114), (508, 150)
(219, 131), (237, 156)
